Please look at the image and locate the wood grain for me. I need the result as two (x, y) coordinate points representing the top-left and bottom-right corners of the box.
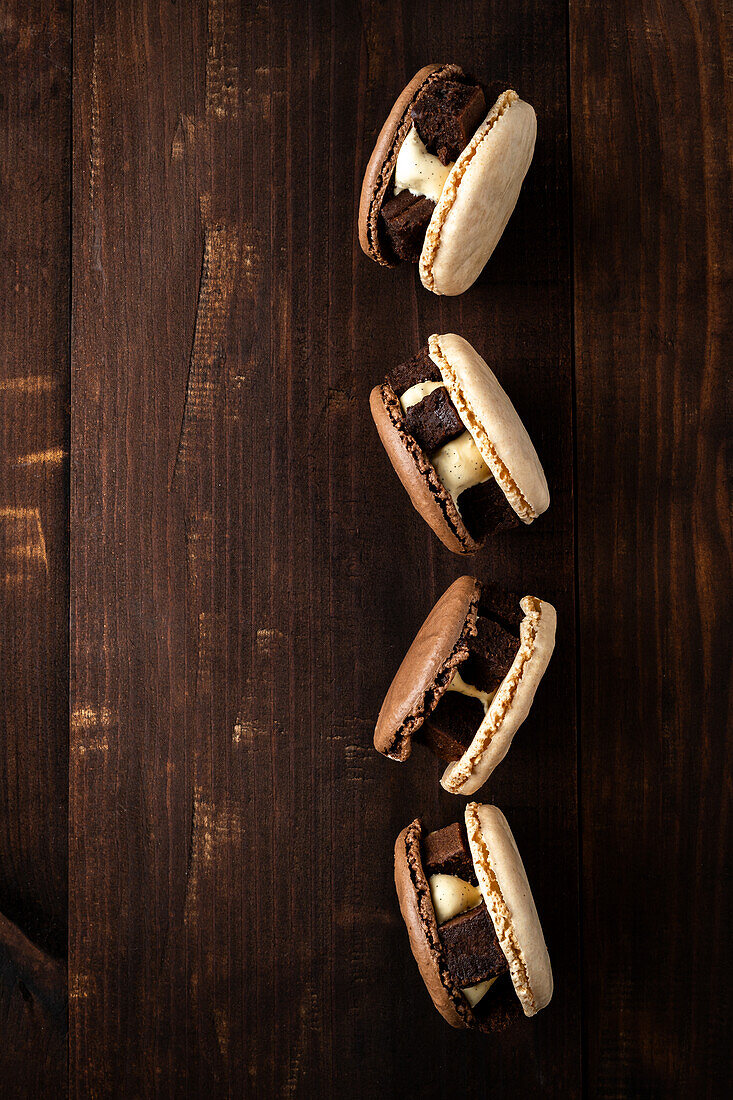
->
(69, 0), (576, 1095)
(0, 0), (69, 1094)
(571, 0), (732, 1094)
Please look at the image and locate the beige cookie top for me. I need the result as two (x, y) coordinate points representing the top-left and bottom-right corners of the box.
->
(420, 92), (537, 295)
(465, 802), (553, 1016)
(441, 596), (556, 794)
(428, 333), (550, 522)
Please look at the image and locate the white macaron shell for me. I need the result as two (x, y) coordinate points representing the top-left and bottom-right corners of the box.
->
(430, 333), (550, 522)
(441, 596), (556, 795)
(465, 803), (553, 1016)
(420, 94), (537, 296)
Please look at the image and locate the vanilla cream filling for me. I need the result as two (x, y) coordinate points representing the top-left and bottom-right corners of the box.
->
(462, 977), (497, 1007)
(429, 873), (482, 924)
(447, 669), (497, 712)
(428, 872), (496, 1010)
(393, 126), (453, 204)
(431, 431), (491, 502)
(399, 379), (445, 412)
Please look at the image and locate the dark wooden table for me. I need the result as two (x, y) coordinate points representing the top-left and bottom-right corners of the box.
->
(1, 1), (730, 1096)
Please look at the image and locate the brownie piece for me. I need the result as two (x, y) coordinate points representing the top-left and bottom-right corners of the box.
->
(387, 345), (441, 397)
(439, 903), (509, 986)
(422, 821), (476, 883)
(412, 79), (487, 165)
(405, 387), (464, 453)
(461, 616), (521, 694)
(478, 584), (524, 636)
(380, 190), (436, 262)
(457, 477), (520, 540)
(420, 692), (484, 763)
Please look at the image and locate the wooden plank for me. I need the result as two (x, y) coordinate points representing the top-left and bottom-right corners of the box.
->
(0, 0), (69, 1094)
(69, 1), (576, 1094)
(570, 0), (732, 1093)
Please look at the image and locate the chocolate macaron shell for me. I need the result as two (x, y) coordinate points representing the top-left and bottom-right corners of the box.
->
(369, 382), (481, 554)
(441, 596), (556, 795)
(394, 820), (476, 1030)
(374, 576), (480, 760)
(465, 803), (553, 1016)
(429, 333), (550, 524)
(358, 64), (463, 266)
(420, 91), (537, 295)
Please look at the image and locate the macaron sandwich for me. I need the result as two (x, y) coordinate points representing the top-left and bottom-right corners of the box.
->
(359, 65), (537, 295)
(395, 803), (553, 1030)
(370, 333), (549, 554)
(375, 576), (556, 794)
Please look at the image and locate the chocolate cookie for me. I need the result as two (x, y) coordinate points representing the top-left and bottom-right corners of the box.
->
(374, 576), (556, 795)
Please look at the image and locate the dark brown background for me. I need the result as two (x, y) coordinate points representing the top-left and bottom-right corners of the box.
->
(0, 0), (730, 1096)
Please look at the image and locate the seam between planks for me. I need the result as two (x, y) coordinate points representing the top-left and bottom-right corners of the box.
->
(67, 0), (75, 1092)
